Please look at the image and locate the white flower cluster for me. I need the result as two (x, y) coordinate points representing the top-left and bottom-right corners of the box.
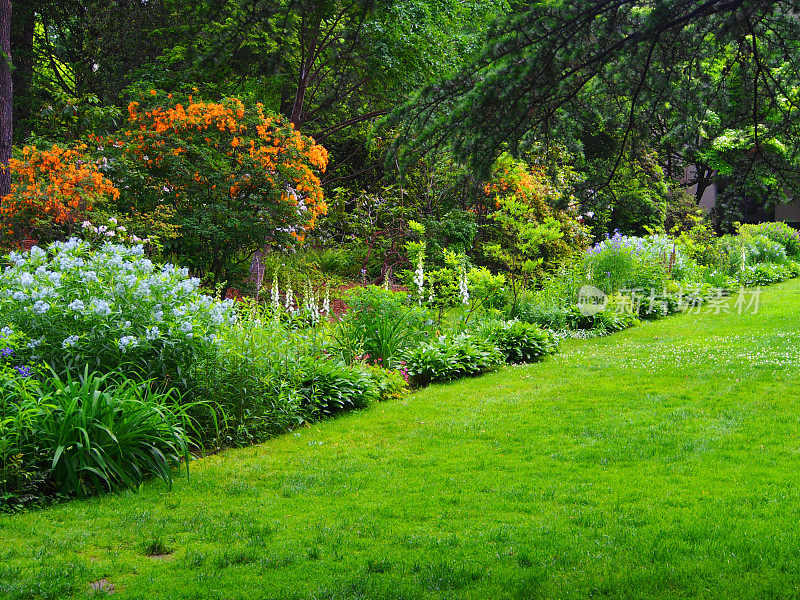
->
(414, 253), (425, 305)
(457, 264), (470, 306)
(81, 217), (149, 245)
(0, 238), (236, 367)
(303, 280), (320, 325)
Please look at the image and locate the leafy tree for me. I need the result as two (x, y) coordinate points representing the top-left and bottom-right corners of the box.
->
(0, 0), (10, 197)
(394, 0), (800, 208)
(482, 152), (588, 272)
(483, 195), (563, 314)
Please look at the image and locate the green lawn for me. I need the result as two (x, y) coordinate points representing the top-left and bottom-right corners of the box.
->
(3, 280), (800, 600)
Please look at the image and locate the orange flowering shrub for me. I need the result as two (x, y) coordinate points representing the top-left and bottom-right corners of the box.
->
(0, 144), (119, 246)
(483, 152), (588, 273)
(111, 90), (329, 287)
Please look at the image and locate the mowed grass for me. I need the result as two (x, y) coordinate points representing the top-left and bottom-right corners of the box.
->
(3, 281), (800, 600)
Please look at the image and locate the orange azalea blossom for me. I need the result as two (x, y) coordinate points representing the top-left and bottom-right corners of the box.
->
(120, 93), (329, 237)
(1, 145), (119, 243)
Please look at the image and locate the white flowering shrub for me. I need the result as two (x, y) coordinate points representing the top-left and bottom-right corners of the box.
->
(0, 239), (236, 384)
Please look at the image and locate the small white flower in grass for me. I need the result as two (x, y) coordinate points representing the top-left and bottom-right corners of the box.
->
(1, 326), (12, 337)
(90, 299), (112, 316)
(27, 337), (43, 349)
(13, 291), (28, 301)
(153, 310), (164, 322)
(118, 336), (138, 352)
(180, 321), (193, 334)
(145, 326), (160, 341)
(62, 335), (80, 349)
(68, 299), (85, 312)
(33, 300), (50, 314)
(19, 273), (34, 287)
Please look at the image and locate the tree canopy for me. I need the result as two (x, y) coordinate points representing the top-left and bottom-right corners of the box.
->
(393, 0), (800, 199)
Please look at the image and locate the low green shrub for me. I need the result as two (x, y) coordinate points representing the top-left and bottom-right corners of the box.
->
(40, 370), (191, 497)
(192, 316), (310, 447)
(585, 233), (690, 293)
(482, 320), (557, 364)
(366, 365), (408, 402)
(2, 368), (191, 504)
(334, 286), (430, 366)
(402, 333), (503, 387)
(716, 234), (787, 275)
(739, 262), (793, 286)
(738, 222), (800, 258)
(693, 266), (737, 289)
(0, 371), (51, 508)
(194, 307), (402, 447)
(511, 302), (571, 330)
(298, 359), (379, 416)
(566, 307), (640, 332)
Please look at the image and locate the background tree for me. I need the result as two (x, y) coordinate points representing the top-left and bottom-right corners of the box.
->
(0, 0), (11, 197)
(393, 0), (800, 229)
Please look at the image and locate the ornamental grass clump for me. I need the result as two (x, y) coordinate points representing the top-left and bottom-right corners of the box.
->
(0, 238), (236, 385)
(1, 367), (193, 505)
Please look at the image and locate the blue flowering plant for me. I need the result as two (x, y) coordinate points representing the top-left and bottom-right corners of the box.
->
(585, 232), (692, 294)
(0, 326), (36, 381)
(0, 239), (237, 386)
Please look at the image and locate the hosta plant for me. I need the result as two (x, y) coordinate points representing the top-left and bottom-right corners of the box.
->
(481, 320), (558, 364)
(402, 333), (503, 387)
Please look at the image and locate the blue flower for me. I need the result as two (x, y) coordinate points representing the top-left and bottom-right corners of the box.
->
(14, 365), (32, 378)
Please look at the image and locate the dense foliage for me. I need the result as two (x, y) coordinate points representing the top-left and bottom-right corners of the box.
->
(0, 239), (235, 384)
(2, 0), (800, 519)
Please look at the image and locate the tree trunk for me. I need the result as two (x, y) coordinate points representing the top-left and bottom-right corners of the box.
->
(693, 166), (712, 205)
(10, 0), (33, 142)
(289, 5), (322, 127)
(0, 0), (12, 198)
